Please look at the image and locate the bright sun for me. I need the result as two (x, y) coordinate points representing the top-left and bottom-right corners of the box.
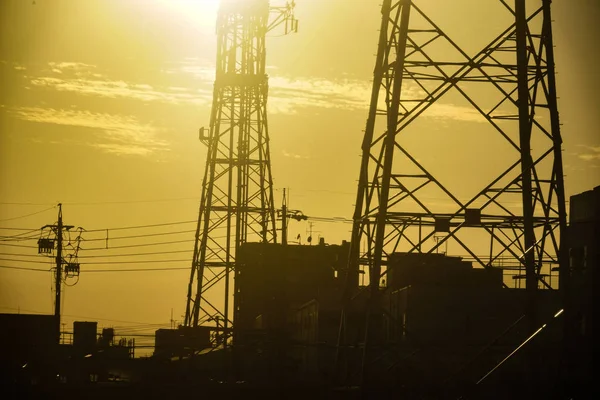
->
(154, 0), (220, 28)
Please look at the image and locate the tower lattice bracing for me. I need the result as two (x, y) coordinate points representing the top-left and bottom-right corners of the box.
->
(337, 0), (567, 384)
(185, 0), (297, 335)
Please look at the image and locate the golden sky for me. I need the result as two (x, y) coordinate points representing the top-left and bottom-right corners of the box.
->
(0, 0), (599, 347)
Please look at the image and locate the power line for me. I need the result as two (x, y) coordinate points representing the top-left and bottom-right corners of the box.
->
(0, 252), (48, 258)
(77, 249), (192, 258)
(0, 306), (170, 326)
(80, 238), (196, 251)
(0, 206), (56, 222)
(0, 257), (189, 265)
(0, 257), (53, 264)
(0, 202), (55, 206)
(0, 249), (194, 259)
(81, 229), (197, 241)
(0, 235), (40, 242)
(0, 243), (38, 249)
(0, 227), (42, 231)
(85, 259), (191, 265)
(79, 226), (227, 242)
(110, 323), (172, 329)
(82, 220), (198, 233)
(62, 197), (199, 206)
(0, 220), (199, 236)
(0, 264), (189, 273)
(0, 228), (41, 238)
(0, 219), (227, 238)
(83, 266), (190, 272)
(306, 215), (353, 223)
(293, 188), (356, 196)
(0, 265), (51, 272)
(0, 217), (344, 234)
(0, 235), (210, 251)
(76, 235), (227, 255)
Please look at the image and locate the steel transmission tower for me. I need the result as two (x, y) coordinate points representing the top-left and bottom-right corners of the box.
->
(337, 0), (567, 384)
(185, 0), (298, 334)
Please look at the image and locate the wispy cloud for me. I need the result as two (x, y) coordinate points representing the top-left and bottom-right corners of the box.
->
(48, 61), (97, 76)
(30, 76), (211, 106)
(162, 57), (212, 76)
(10, 107), (168, 156)
(172, 63), (371, 113)
(48, 61), (95, 70)
(575, 145), (600, 162)
(422, 103), (486, 123)
(269, 76), (370, 113)
(282, 149), (310, 160)
(171, 61), (488, 121)
(1, 60), (27, 71)
(27, 60), (488, 122)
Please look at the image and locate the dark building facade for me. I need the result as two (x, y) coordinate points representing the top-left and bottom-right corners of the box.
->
(233, 241), (351, 382)
(561, 185), (598, 395)
(153, 326), (212, 359)
(0, 314), (58, 385)
(289, 252), (563, 390)
(235, 241), (351, 332)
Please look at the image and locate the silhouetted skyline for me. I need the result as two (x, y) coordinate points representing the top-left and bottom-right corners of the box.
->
(1, 0), (598, 351)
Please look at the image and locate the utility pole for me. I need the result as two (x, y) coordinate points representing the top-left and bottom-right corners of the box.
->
(277, 188), (306, 247)
(55, 204), (63, 338)
(39, 203), (75, 344)
(281, 189), (288, 245)
(306, 222), (319, 245)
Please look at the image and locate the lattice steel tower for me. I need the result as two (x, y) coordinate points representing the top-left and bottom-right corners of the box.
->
(337, 0), (567, 385)
(184, 0), (297, 335)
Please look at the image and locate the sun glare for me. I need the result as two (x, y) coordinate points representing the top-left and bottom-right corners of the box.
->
(154, 0), (220, 28)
